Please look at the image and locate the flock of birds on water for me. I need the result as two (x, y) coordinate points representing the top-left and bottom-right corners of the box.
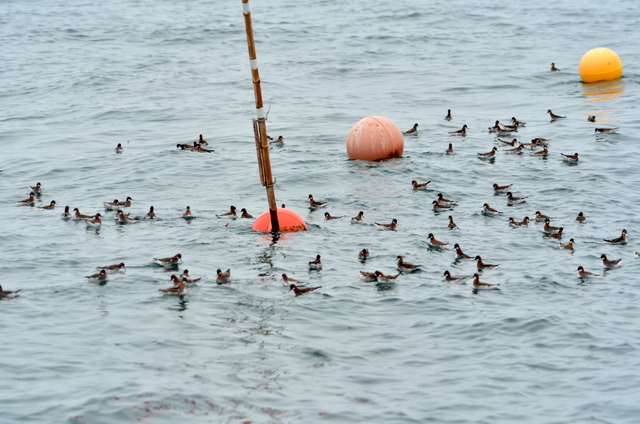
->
(2, 65), (634, 298)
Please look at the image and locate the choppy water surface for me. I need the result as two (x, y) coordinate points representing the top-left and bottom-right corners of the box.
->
(2, 0), (640, 423)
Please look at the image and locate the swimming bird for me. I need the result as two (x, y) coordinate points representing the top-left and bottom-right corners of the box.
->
(216, 268), (231, 283)
(351, 211), (365, 223)
(635, 252), (640, 259)
(477, 147), (498, 159)
(193, 143), (213, 153)
(146, 206), (156, 219)
(449, 125), (468, 136)
(159, 278), (186, 296)
(503, 144), (524, 154)
(604, 229), (627, 245)
(498, 138), (517, 146)
(38, 200), (56, 210)
(443, 270), (470, 283)
(308, 194), (327, 209)
(509, 216), (529, 227)
(403, 123), (419, 135)
(324, 212), (346, 220)
(86, 269), (108, 282)
(358, 248), (370, 260)
(472, 274), (498, 289)
(153, 253), (182, 267)
(535, 211), (553, 222)
(482, 203), (503, 215)
(493, 183), (512, 193)
(289, 284), (321, 296)
(436, 193), (456, 206)
(521, 140), (538, 149)
(445, 143), (454, 155)
(511, 117), (526, 127)
(588, 115), (596, 122)
(374, 271), (400, 283)
(595, 127), (619, 133)
(576, 212), (586, 223)
(374, 218), (398, 230)
(270, 136), (285, 146)
(0, 285), (22, 299)
(359, 271), (379, 282)
(217, 205), (237, 218)
(97, 263), (126, 274)
(282, 273), (308, 286)
(496, 126), (515, 135)
(61, 206), (72, 219)
(309, 254), (323, 270)
(544, 228), (564, 239)
(577, 266), (599, 278)
(116, 210), (139, 223)
(181, 269), (201, 284)
(447, 215), (457, 229)
(488, 120), (500, 132)
(559, 238), (575, 250)
(454, 243), (473, 260)
(532, 146), (549, 156)
(600, 254), (622, 269)
(412, 180), (431, 190)
(240, 208), (254, 219)
(428, 233), (448, 249)
(183, 206), (194, 219)
(506, 192), (527, 205)
(104, 197), (133, 210)
(551, 63), (560, 71)
(474, 255), (499, 270)
(73, 208), (94, 220)
(115, 143), (123, 153)
(561, 153), (579, 163)
(543, 219), (562, 234)
(432, 200), (451, 212)
(17, 192), (36, 206)
(176, 143), (194, 150)
(397, 255), (422, 272)
(198, 134), (208, 145)
(30, 182), (43, 193)
(531, 137), (550, 146)
(86, 213), (102, 228)
(445, 109), (452, 120)
(548, 110), (566, 120)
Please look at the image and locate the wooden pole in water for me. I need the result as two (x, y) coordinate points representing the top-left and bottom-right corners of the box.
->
(242, 0), (280, 232)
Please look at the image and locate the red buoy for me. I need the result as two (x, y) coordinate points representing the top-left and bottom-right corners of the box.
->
(252, 208), (307, 232)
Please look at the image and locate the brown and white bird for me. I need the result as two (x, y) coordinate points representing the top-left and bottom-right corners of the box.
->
(289, 284), (321, 296)
(427, 233), (448, 249)
(472, 274), (499, 289)
(482, 203), (503, 215)
(412, 180), (431, 190)
(454, 243), (473, 260)
(216, 268), (231, 283)
(447, 215), (458, 229)
(217, 205), (237, 218)
(595, 127), (619, 133)
(324, 212), (346, 221)
(403, 123), (419, 135)
(474, 255), (499, 270)
(576, 212), (586, 223)
(604, 229), (627, 245)
(551, 63), (560, 71)
(442, 270), (471, 283)
(308, 255), (323, 270)
(577, 266), (599, 279)
(397, 255), (422, 272)
(445, 109), (452, 121)
(308, 194), (327, 209)
(561, 153), (579, 163)
(548, 109), (566, 120)
(477, 147), (498, 159)
(374, 218), (398, 230)
(153, 253), (182, 267)
(449, 125), (468, 136)
(493, 183), (512, 193)
(86, 269), (108, 282)
(351, 211), (365, 223)
(0, 285), (22, 299)
(240, 208), (254, 219)
(159, 278), (186, 296)
(282, 273), (308, 286)
(600, 254), (622, 269)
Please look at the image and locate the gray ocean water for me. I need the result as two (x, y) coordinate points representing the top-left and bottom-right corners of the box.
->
(2, 0), (640, 423)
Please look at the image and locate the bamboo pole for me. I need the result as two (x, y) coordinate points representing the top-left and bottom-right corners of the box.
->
(242, 0), (279, 232)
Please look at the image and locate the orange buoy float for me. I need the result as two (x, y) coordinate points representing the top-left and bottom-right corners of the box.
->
(579, 48), (623, 83)
(252, 208), (307, 232)
(346, 116), (404, 161)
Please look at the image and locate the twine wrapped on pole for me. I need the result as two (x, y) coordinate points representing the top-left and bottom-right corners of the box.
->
(242, 0), (280, 232)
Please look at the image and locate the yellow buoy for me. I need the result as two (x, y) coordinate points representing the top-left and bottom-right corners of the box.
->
(579, 48), (623, 83)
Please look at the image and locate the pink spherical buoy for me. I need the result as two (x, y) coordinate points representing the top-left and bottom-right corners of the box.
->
(346, 116), (404, 161)
(252, 208), (307, 232)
